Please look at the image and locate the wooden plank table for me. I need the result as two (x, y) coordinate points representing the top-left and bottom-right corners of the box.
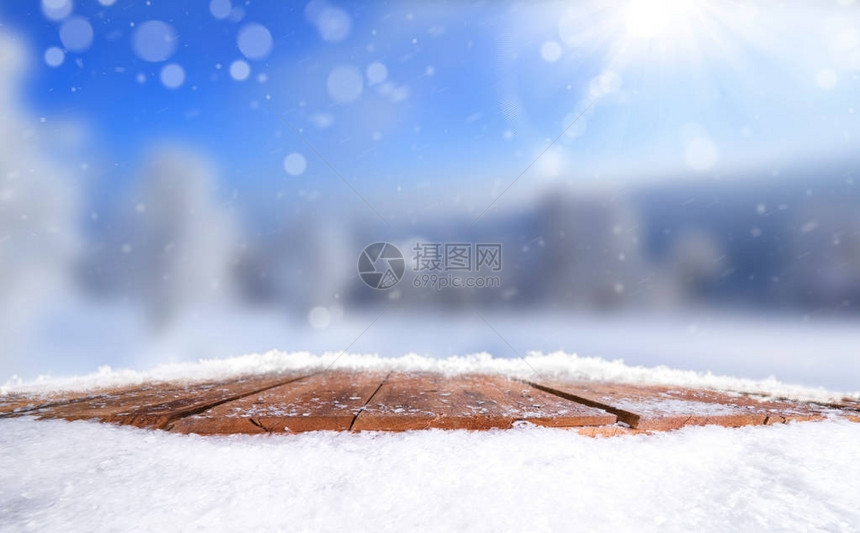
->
(2, 371), (852, 435)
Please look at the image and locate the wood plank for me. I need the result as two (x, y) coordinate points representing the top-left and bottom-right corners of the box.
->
(0, 392), (82, 416)
(169, 371), (388, 435)
(28, 380), (250, 423)
(29, 373), (310, 429)
(0, 384), (150, 418)
(527, 380), (825, 431)
(113, 373), (313, 429)
(352, 372), (616, 431)
(837, 399), (860, 423)
(842, 412), (860, 423)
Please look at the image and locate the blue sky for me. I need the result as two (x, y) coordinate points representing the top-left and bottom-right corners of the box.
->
(2, 0), (859, 219)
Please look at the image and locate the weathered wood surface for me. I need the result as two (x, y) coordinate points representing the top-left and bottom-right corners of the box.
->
(838, 399), (860, 422)
(352, 373), (617, 431)
(2, 371), (853, 435)
(108, 373), (312, 429)
(170, 371), (388, 434)
(0, 391), (90, 416)
(13, 373), (311, 429)
(526, 380), (827, 431)
(0, 384), (148, 417)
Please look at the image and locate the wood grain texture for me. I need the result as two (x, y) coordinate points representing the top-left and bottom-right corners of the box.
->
(0, 384), (152, 418)
(23, 373), (310, 429)
(0, 392), (87, 416)
(114, 373), (312, 429)
(838, 400), (860, 423)
(352, 372), (616, 431)
(170, 371), (388, 434)
(527, 380), (825, 430)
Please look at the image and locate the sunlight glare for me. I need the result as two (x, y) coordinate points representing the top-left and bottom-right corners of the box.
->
(625, 0), (698, 39)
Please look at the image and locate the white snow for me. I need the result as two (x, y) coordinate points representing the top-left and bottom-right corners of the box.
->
(306, 2), (352, 43)
(237, 23), (273, 60)
(43, 46), (64, 67)
(540, 41), (562, 62)
(159, 63), (185, 89)
(58, 17), (93, 53)
(0, 417), (858, 532)
(283, 152), (307, 176)
(2, 351), (856, 405)
(132, 20), (178, 63)
(608, 397), (751, 417)
(327, 65), (363, 104)
(41, 0), (72, 22)
(1, 347), (856, 531)
(229, 59), (250, 81)
(684, 136), (719, 172)
(209, 0), (232, 20)
(366, 61), (388, 85)
(816, 68), (838, 90)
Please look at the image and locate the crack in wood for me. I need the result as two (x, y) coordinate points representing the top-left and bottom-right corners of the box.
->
(248, 417), (270, 433)
(118, 373), (318, 429)
(522, 379), (642, 427)
(348, 371), (391, 431)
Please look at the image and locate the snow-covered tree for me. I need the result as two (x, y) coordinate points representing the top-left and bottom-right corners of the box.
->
(116, 147), (241, 327)
(0, 31), (80, 359)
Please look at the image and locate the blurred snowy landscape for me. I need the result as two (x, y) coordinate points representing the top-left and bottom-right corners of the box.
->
(7, 310), (860, 393)
(2, 0), (860, 392)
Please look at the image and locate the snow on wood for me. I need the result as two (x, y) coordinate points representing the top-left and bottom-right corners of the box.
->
(0, 383), (157, 417)
(9, 373), (311, 429)
(170, 371), (388, 434)
(4, 371), (855, 434)
(112, 373), (313, 429)
(527, 381), (828, 430)
(352, 372), (617, 431)
(0, 391), (91, 416)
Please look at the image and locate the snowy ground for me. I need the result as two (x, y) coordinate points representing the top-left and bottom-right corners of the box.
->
(2, 351), (859, 531)
(1, 417), (859, 532)
(3, 344), (859, 533)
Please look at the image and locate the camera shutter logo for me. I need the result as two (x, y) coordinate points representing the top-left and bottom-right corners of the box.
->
(358, 242), (405, 289)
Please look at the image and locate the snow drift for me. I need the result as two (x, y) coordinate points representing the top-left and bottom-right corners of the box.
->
(0, 417), (858, 532)
(2, 351), (857, 404)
